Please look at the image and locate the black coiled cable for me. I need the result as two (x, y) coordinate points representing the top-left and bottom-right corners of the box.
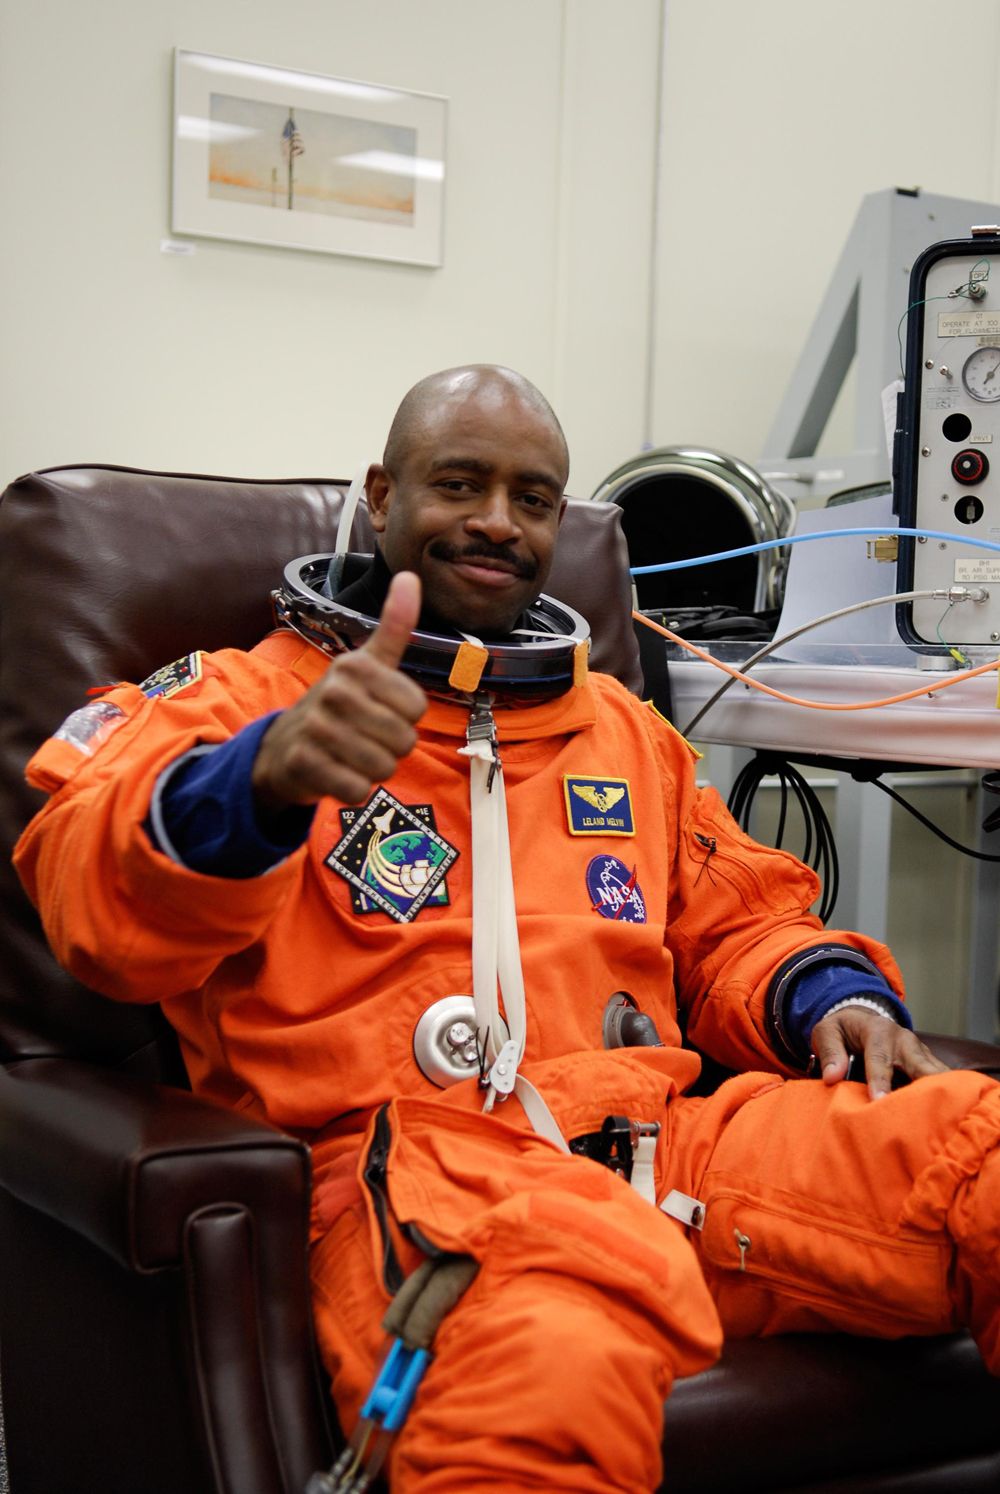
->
(727, 754), (839, 924)
(869, 770), (1000, 862)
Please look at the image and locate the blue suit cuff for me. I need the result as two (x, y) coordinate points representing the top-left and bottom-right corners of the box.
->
(146, 712), (315, 878)
(766, 945), (911, 1067)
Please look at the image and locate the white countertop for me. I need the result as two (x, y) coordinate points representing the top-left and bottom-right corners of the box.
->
(668, 655), (1000, 769)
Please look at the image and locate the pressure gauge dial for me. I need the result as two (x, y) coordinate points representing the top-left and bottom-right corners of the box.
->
(961, 345), (1000, 401)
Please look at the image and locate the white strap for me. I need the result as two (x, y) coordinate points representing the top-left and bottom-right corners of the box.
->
(334, 463), (368, 556)
(458, 708), (567, 1150)
(659, 1189), (706, 1230)
(493, 763), (527, 1065)
(514, 1076), (571, 1153)
(630, 1131), (658, 1205)
(458, 723), (527, 1075)
(458, 735), (508, 1069)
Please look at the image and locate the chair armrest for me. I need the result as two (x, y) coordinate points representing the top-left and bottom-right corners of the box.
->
(664, 1331), (1000, 1491)
(0, 1056), (312, 1271)
(922, 1030), (1000, 1078)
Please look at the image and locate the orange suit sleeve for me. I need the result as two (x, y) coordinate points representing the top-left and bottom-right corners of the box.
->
(14, 647), (307, 1005)
(644, 710), (904, 1074)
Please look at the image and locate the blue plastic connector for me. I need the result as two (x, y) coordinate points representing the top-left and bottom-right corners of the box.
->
(359, 1338), (431, 1434)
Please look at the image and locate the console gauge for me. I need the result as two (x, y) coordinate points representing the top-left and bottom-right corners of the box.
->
(961, 345), (1000, 401)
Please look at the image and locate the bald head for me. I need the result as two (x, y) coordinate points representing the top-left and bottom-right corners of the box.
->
(383, 365), (569, 484)
(366, 364), (570, 634)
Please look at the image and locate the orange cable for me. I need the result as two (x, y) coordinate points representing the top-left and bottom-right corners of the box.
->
(633, 611), (1000, 711)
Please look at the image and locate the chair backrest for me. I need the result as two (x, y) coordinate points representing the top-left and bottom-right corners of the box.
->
(0, 465), (642, 1075)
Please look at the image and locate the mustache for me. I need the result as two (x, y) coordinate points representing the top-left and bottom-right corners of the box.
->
(428, 539), (538, 581)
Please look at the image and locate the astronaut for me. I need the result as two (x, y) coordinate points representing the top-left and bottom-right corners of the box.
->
(15, 366), (1000, 1492)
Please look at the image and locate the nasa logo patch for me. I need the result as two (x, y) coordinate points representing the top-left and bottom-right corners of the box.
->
(326, 787), (458, 924)
(564, 776), (634, 836)
(586, 855), (646, 923)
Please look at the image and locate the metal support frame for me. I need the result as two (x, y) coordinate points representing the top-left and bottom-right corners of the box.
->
(702, 748), (998, 1041)
(760, 188), (1000, 504)
(969, 782), (1000, 1042)
(831, 776), (892, 942)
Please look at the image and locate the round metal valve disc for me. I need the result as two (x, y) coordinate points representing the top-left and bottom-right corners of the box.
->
(413, 995), (483, 1087)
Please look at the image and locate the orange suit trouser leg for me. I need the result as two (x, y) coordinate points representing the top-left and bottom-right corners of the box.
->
(661, 1068), (1000, 1369)
(310, 1070), (1000, 1491)
(310, 1147), (721, 1493)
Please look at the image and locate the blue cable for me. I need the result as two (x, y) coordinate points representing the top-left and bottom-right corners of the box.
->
(628, 526), (1000, 576)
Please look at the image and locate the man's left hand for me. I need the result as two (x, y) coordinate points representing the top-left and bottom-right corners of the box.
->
(810, 1007), (949, 1101)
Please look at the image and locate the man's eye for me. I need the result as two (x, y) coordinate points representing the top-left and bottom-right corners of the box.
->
(439, 479), (473, 493)
(520, 492), (552, 511)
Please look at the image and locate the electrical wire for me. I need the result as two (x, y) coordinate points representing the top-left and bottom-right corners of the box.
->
(895, 258), (990, 376)
(628, 525), (1000, 577)
(625, 470), (1000, 881)
(727, 756), (839, 922)
(868, 777), (1000, 864)
(934, 601), (972, 668)
(981, 771), (1000, 832)
(723, 740), (1000, 923)
(676, 587), (979, 738)
(634, 610), (1000, 713)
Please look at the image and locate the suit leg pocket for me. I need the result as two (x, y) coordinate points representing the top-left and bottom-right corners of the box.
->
(698, 1187), (953, 1334)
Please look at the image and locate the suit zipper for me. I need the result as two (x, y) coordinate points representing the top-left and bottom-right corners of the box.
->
(694, 832), (718, 885)
(363, 1104), (404, 1295)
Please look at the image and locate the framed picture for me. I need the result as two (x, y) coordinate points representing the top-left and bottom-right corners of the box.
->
(172, 49), (447, 266)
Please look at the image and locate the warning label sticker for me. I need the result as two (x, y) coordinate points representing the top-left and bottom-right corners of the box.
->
(954, 558), (1000, 583)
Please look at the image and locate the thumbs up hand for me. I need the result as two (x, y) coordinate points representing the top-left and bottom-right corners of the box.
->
(252, 571), (428, 810)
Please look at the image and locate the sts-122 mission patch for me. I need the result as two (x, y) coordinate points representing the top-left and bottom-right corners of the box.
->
(139, 652), (205, 700)
(326, 787), (459, 924)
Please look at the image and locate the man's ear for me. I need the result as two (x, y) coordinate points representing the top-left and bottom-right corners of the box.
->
(366, 463), (391, 534)
(557, 496), (568, 526)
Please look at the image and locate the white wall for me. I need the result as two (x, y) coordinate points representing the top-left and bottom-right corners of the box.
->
(653, 0), (1000, 463)
(2, 0), (997, 1027)
(0, 0), (660, 496)
(4, 0), (1000, 492)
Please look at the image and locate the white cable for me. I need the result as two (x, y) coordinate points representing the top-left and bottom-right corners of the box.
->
(679, 587), (983, 738)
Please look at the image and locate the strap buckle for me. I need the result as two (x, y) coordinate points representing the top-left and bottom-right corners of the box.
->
(465, 703), (500, 791)
(569, 1115), (660, 1183)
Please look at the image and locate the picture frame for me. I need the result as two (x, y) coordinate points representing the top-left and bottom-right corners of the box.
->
(171, 49), (447, 266)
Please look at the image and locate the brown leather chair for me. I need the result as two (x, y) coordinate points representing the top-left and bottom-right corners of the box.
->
(1, 466), (998, 1494)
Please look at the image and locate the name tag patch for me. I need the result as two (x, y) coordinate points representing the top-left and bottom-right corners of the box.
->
(586, 855), (646, 923)
(140, 652), (204, 700)
(326, 787), (458, 924)
(564, 776), (634, 836)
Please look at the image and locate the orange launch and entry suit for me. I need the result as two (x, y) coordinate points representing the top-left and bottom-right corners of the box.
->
(15, 631), (1000, 1493)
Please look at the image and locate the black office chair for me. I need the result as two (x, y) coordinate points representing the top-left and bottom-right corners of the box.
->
(1, 465), (998, 1493)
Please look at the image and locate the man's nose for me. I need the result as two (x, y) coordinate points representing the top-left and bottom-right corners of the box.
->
(465, 488), (521, 542)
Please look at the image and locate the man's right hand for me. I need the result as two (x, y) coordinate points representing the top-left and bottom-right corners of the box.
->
(252, 570), (428, 810)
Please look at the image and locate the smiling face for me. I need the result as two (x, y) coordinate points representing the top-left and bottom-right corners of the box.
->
(366, 368), (569, 635)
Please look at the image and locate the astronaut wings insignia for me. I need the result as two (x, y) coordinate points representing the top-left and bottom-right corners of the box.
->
(564, 776), (634, 836)
(572, 784), (625, 813)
